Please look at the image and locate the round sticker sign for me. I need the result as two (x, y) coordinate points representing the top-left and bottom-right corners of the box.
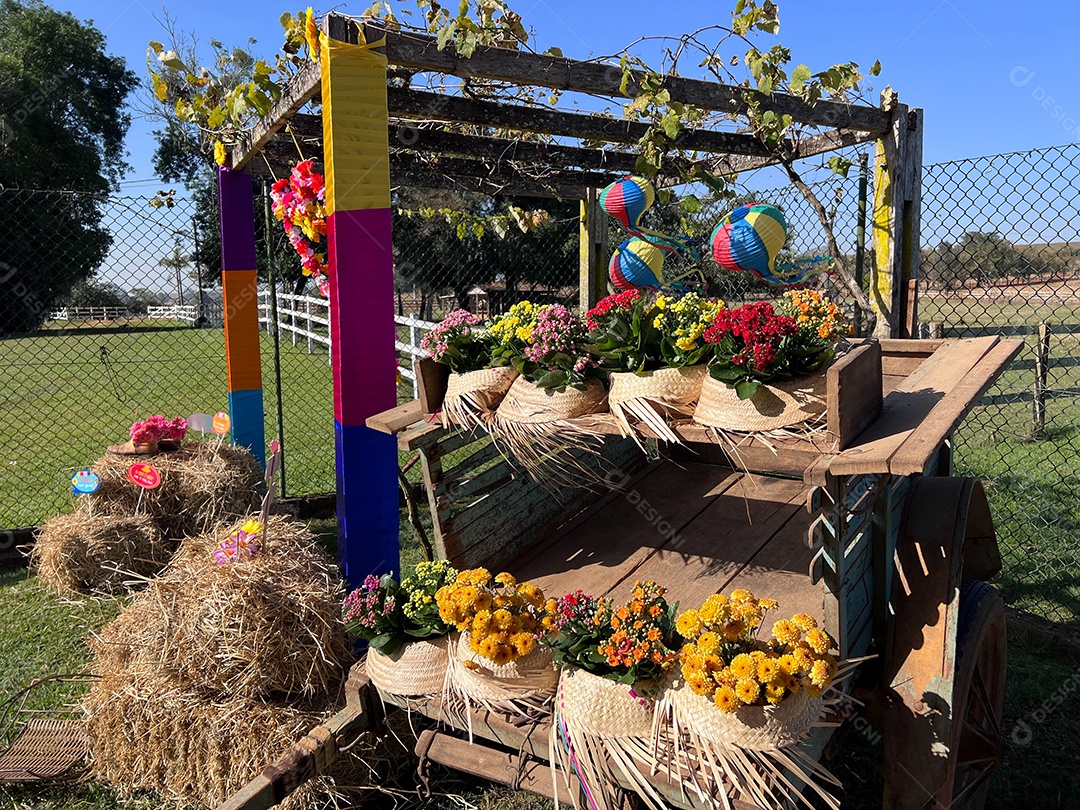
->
(71, 469), (100, 494)
(127, 463), (161, 490)
(212, 411), (231, 435)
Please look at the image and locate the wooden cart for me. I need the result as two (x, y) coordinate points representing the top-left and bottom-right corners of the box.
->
(222, 336), (1021, 810)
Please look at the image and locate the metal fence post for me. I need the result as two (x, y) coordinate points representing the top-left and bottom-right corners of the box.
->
(1033, 321), (1050, 440)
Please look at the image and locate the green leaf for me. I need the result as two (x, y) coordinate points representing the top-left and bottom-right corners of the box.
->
(159, 51), (187, 71)
(436, 20), (457, 50)
(790, 64), (811, 92)
(544, 46), (564, 58)
(869, 59), (882, 77)
(735, 380), (761, 400)
(148, 40), (164, 54)
(678, 194), (702, 214)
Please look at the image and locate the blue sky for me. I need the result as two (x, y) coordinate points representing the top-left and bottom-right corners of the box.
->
(58, 0), (1080, 187)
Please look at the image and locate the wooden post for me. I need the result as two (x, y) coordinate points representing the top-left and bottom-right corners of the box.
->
(321, 18), (400, 586)
(579, 186), (609, 311)
(871, 104), (923, 339)
(218, 167), (266, 464)
(1033, 321), (1050, 439)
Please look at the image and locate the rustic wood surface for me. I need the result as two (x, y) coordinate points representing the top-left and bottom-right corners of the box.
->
(828, 341), (883, 449)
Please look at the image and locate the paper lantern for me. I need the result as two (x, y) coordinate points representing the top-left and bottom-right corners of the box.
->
(600, 176), (654, 232)
(711, 203), (788, 279)
(609, 238), (666, 291)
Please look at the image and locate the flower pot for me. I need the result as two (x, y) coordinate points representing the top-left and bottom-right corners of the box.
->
(693, 368), (828, 432)
(442, 367), (519, 428)
(449, 631), (557, 708)
(365, 636), (449, 697)
(557, 668), (655, 739)
(106, 440), (160, 456)
(609, 365), (706, 443)
(495, 376), (608, 425)
(667, 677), (824, 752)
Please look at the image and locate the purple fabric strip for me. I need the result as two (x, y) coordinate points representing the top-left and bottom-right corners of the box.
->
(327, 207), (397, 427)
(218, 167), (258, 271)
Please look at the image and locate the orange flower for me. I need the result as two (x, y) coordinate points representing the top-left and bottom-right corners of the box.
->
(616, 606), (630, 621)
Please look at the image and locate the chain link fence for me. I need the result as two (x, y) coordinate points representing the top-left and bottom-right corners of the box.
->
(920, 143), (1080, 628)
(0, 189), (226, 530)
(4, 147), (1079, 631)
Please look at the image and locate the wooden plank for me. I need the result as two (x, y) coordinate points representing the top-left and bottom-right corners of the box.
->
(888, 338), (1024, 475)
(446, 458), (516, 505)
(394, 169), (590, 200)
(879, 338), (945, 355)
(881, 373), (908, 396)
(415, 357), (448, 416)
(511, 463), (744, 597)
(367, 24), (891, 133)
(441, 439), (503, 482)
(390, 150), (623, 187)
(387, 88), (773, 157)
(723, 513), (825, 628)
(710, 127), (879, 174)
(231, 61), (321, 170)
(624, 475), (808, 609)
(828, 341), (882, 450)
(824, 337), (999, 477)
(365, 400), (422, 435)
(880, 354), (926, 379)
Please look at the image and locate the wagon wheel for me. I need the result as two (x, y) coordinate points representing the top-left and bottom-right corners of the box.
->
(948, 579), (1007, 809)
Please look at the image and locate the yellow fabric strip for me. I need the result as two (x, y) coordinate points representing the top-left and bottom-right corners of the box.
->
(321, 32), (391, 215)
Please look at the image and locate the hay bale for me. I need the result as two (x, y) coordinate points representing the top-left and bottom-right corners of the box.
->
(89, 442), (263, 538)
(83, 668), (333, 809)
(92, 515), (351, 702)
(31, 512), (170, 595)
(159, 515), (352, 700)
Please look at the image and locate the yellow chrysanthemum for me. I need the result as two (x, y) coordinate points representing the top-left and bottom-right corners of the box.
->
(791, 612), (818, 632)
(676, 609), (704, 639)
(735, 678), (761, 705)
(722, 620), (746, 642)
(714, 685), (739, 713)
(700, 594), (729, 624)
(757, 658), (781, 684)
(758, 597), (779, 611)
(304, 7), (320, 59)
(511, 632), (537, 656)
(492, 608), (513, 630)
(494, 572), (517, 588)
(696, 631), (721, 655)
(213, 141), (226, 166)
(729, 588), (754, 604)
(778, 654), (799, 675)
(765, 682), (787, 706)
(792, 646), (815, 673)
(490, 643), (514, 666)
(772, 619), (802, 645)
(805, 628), (832, 655)
(808, 659), (831, 688)
(729, 653), (755, 680)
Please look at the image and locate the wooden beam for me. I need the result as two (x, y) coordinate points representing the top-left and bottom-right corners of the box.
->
(361, 22), (890, 133)
(388, 87), (773, 156)
(579, 187), (609, 310)
(389, 151), (621, 186)
(392, 170), (588, 200)
(710, 127), (879, 174)
(230, 61), (321, 171)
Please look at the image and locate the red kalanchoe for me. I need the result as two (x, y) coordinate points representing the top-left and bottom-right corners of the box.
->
(703, 302), (798, 374)
(586, 289), (643, 331)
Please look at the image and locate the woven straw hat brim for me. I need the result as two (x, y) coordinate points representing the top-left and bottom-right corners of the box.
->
(365, 636), (450, 697)
(693, 368), (827, 431)
(441, 367), (519, 428)
(496, 376), (608, 425)
(557, 669), (654, 738)
(667, 679), (823, 752)
(608, 365), (707, 413)
(450, 632), (558, 703)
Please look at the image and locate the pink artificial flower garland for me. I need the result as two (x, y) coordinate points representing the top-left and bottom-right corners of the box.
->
(271, 159), (330, 297)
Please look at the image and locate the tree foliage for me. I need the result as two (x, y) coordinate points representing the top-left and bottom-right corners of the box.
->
(0, 0), (137, 333)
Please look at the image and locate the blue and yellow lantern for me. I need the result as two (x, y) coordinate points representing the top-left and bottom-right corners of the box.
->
(711, 202), (828, 286)
(599, 176), (654, 232)
(609, 237), (666, 291)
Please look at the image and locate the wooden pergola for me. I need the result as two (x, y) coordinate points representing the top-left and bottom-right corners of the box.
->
(219, 13), (923, 585)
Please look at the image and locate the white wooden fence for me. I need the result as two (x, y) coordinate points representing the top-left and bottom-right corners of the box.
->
(48, 306), (127, 321)
(146, 304), (198, 323)
(256, 289), (437, 399)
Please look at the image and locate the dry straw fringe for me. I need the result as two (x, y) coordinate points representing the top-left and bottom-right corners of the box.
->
(444, 633), (558, 739)
(608, 366), (707, 447)
(490, 377), (612, 489)
(652, 660), (866, 810)
(441, 367), (519, 430)
(550, 669), (668, 810)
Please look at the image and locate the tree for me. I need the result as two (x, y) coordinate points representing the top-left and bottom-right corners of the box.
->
(0, 0), (137, 333)
(159, 240), (192, 303)
(66, 280), (125, 309)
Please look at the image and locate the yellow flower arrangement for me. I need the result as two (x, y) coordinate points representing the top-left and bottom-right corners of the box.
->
(678, 589), (838, 713)
(651, 291), (725, 366)
(436, 568), (553, 667)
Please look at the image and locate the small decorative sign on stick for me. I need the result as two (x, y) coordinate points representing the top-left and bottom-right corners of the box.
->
(258, 439), (283, 542)
(127, 462), (161, 515)
(71, 469), (100, 516)
(187, 412), (214, 438)
(211, 411), (231, 452)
